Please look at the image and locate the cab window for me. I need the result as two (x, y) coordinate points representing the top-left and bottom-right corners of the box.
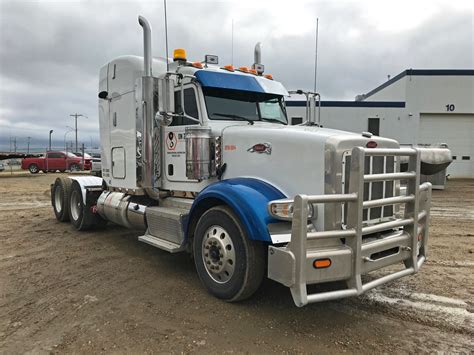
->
(48, 152), (64, 159)
(173, 87), (199, 126)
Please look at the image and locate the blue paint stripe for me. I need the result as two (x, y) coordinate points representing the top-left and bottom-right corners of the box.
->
(286, 101), (406, 108)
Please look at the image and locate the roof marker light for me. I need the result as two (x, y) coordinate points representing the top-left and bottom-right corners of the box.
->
(264, 74), (273, 80)
(249, 69), (258, 75)
(238, 66), (250, 73)
(222, 65), (235, 72)
(192, 61), (204, 69)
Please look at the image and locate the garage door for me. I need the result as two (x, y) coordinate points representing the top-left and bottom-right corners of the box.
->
(419, 114), (474, 178)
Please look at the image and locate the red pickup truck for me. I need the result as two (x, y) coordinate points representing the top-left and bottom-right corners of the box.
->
(22, 151), (91, 174)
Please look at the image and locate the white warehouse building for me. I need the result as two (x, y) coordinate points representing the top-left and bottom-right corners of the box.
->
(286, 69), (474, 178)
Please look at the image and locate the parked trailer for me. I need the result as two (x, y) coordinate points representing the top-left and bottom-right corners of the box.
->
(51, 16), (435, 307)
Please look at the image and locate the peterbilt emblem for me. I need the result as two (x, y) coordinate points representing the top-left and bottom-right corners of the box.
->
(247, 143), (272, 154)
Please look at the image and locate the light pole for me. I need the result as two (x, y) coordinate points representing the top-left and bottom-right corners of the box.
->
(27, 136), (31, 154)
(69, 113), (87, 153)
(64, 128), (75, 151)
(49, 130), (54, 151)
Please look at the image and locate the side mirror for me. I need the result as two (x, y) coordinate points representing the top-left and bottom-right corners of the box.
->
(158, 78), (175, 113)
(98, 91), (108, 99)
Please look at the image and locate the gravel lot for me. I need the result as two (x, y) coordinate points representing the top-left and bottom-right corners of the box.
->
(0, 172), (473, 353)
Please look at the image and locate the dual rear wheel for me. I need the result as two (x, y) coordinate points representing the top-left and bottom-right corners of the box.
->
(52, 177), (104, 230)
(51, 177), (72, 221)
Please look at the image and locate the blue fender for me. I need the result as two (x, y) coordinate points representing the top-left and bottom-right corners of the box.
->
(185, 178), (286, 243)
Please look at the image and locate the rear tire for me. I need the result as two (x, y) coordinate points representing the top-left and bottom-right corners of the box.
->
(68, 181), (104, 230)
(51, 177), (72, 222)
(193, 205), (265, 302)
(28, 164), (39, 174)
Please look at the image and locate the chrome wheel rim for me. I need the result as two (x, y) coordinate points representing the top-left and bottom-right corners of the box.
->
(54, 185), (62, 213)
(202, 225), (236, 284)
(30, 165), (38, 173)
(70, 190), (81, 221)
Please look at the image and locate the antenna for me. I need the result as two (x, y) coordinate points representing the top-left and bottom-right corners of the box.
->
(313, 18), (319, 93)
(231, 18), (234, 65)
(164, 0), (170, 71)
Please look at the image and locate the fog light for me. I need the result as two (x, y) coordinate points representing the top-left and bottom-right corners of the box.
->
(313, 258), (331, 269)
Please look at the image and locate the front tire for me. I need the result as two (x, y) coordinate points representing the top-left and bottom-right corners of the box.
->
(69, 163), (80, 172)
(193, 206), (265, 302)
(68, 181), (103, 230)
(28, 164), (39, 174)
(51, 177), (72, 222)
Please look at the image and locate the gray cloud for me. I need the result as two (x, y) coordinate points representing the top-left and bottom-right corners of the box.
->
(0, 0), (472, 151)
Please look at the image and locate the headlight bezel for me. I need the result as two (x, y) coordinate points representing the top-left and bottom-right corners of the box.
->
(268, 199), (316, 221)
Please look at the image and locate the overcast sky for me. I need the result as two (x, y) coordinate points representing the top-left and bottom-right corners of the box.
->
(0, 0), (472, 150)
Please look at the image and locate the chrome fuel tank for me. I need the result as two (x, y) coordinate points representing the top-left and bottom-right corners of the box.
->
(96, 191), (146, 229)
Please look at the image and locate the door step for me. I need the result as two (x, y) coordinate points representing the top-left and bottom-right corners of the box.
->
(138, 234), (185, 253)
(159, 197), (194, 210)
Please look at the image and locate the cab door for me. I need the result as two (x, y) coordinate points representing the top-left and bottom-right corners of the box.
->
(163, 85), (201, 183)
(47, 152), (66, 170)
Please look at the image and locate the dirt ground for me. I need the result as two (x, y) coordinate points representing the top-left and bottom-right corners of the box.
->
(0, 172), (473, 354)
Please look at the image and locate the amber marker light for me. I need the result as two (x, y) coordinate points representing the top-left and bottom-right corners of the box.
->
(264, 74), (273, 80)
(173, 48), (187, 61)
(192, 61), (204, 69)
(313, 259), (331, 269)
(222, 65), (235, 72)
(238, 66), (249, 73)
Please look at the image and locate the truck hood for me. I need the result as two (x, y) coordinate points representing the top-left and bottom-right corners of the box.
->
(219, 123), (398, 198)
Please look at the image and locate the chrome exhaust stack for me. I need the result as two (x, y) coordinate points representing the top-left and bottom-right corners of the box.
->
(138, 16), (152, 76)
(254, 42), (262, 66)
(137, 16), (161, 199)
(252, 42), (264, 75)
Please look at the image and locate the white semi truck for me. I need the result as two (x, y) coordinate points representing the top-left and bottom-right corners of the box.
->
(51, 16), (433, 307)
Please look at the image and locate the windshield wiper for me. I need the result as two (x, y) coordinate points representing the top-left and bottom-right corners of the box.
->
(212, 113), (255, 125)
(260, 117), (287, 125)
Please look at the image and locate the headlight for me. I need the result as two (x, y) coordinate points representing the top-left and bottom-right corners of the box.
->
(268, 200), (315, 221)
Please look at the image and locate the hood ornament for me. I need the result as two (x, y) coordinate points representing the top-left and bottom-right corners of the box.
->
(247, 143), (272, 155)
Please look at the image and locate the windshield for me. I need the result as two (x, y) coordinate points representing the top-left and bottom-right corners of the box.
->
(203, 87), (287, 124)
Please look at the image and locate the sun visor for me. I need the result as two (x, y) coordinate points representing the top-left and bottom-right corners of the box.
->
(195, 70), (288, 96)
(254, 75), (289, 96)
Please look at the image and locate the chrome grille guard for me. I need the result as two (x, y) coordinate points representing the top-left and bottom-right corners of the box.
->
(267, 147), (432, 307)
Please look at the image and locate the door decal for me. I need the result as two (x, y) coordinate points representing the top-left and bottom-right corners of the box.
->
(166, 132), (178, 151)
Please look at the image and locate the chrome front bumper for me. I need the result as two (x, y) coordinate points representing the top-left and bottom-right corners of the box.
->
(267, 147), (432, 307)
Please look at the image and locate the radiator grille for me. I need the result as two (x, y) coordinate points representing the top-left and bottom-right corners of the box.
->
(342, 153), (396, 226)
